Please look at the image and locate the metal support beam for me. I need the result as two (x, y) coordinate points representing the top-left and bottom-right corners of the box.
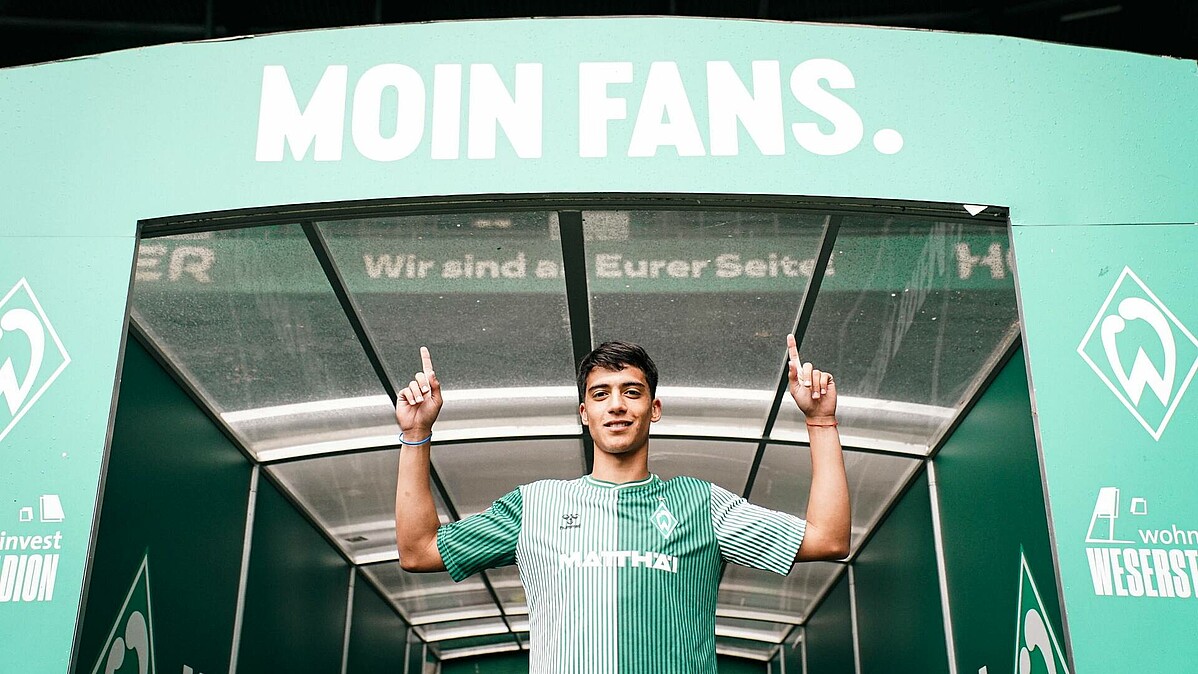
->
(743, 215), (842, 499)
(557, 210), (596, 473)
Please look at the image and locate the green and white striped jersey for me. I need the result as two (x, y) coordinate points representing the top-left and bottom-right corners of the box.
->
(436, 474), (806, 673)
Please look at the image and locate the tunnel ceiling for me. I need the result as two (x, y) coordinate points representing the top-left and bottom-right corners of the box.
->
(128, 198), (1019, 662)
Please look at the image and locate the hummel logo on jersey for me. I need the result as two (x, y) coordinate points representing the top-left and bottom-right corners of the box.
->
(559, 513), (580, 530)
(559, 550), (679, 573)
(652, 499), (678, 539)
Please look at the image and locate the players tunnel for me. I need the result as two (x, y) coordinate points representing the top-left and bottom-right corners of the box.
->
(0, 16), (1194, 674)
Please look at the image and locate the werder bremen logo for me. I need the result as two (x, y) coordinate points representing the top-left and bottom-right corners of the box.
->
(1013, 552), (1068, 674)
(0, 278), (71, 444)
(1077, 267), (1198, 440)
(651, 498), (678, 539)
(91, 555), (156, 674)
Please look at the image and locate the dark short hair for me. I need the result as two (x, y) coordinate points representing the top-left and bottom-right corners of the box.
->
(577, 341), (659, 399)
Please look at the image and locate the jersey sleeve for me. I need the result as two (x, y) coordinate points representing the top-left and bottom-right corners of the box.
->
(436, 487), (522, 582)
(709, 483), (806, 575)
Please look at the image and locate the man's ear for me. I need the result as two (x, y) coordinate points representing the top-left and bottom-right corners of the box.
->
(650, 398), (662, 422)
(579, 401), (589, 426)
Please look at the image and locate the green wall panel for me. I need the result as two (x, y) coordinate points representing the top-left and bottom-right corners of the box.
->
(852, 470), (948, 674)
(1012, 225), (1198, 671)
(803, 571), (854, 674)
(933, 349), (1065, 674)
(441, 652), (528, 674)
(236, 476), (350, 673)
(75, 338), (252, 674)
(346, 575), (408, 674)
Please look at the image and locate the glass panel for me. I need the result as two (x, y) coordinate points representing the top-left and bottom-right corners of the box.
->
(648, 438), (757, 494)
(585, 210), (825, 435)
(131, 225), (393, 456)
(773, 216), (1018, 449)
(360, 562), (500, 625)
(718, 562), (842, 623)
(268, 449), (452, 563)
(317, 213), (581, 438)
(485, 565), (527, 615)
(432, 438), (586, 516)
(715, 637), (775, 661)
(751, 444), (921, 555)
(716, 617), (794, 644)
(421, 617), (510, 642)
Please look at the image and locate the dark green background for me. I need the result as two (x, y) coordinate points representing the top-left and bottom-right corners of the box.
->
(236, 476), (350, 672)
(346, 573), (410, 674)
(933, 349), (1066, 673)
(75, 339), (252, 674)
(804, 571), (854, 673)
(853, 470), (949, 674)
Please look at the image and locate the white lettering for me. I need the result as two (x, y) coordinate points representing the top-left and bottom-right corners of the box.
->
(629, 62), (705, 157)
(256, 65), (347, 161)
(707, 60), (784, 156)
(168, 246), (214, 283)
(789, 59), (862, 156)
(559, 550), (678, 573)
(351, 64), (425, 161)
(0, 554), (57, 602)
(135, 244), (166, 282)
(579, 62), (633, 158)
(431, 64), (463, 159)
(468, 64), (543, 159)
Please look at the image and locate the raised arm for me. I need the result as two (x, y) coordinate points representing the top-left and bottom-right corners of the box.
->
(786, 335), (851, 561)
(395, 346), (447, 572)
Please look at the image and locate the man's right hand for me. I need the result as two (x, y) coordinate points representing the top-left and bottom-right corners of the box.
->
(395, 346), (443, 439)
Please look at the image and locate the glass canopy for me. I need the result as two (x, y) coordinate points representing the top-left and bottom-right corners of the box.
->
(129, 199), (1017, 662)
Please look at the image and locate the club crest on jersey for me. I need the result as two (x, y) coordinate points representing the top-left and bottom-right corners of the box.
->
(651, 499), (678, 539)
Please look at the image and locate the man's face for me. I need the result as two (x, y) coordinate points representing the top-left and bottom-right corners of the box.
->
(579, 365), (661, 457)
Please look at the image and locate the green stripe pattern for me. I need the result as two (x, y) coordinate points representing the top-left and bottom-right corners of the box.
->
(435, 473), (806, 673)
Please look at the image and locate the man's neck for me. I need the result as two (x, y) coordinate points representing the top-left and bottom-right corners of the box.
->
(589, 449), (650, 485)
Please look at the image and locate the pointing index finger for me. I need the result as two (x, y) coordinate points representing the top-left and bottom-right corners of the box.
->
(420, 346), (434, 375)
(786, 334), (801, 363)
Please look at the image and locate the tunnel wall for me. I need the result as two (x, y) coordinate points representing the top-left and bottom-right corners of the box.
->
(853, 470), (949, 674)
(234, 477), (352, 672)
(346, 574), (410, 674)
(934, 348), (1066, 673)
(75, 338), (252, 674)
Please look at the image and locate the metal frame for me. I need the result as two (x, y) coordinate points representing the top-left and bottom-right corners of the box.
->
(227, 465), (260, 674)
(744, 214), (842, 500)
(926, 460), (960, 674)
(119, 195), (1022, 664)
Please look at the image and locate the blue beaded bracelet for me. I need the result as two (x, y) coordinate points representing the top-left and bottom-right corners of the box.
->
(398, 432), (432, 446)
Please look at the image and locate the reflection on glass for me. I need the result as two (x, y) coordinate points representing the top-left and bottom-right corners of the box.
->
(432, 439), (585, 516)
(649, 438), (757, 494)
(318, 213), (576, 391)
(718, 562), (842, 623)
(131, 225), (392, 453)
(783, 216), (1018, 447)
(751, 445), (921, 554)
(268, 450), (452, 563)
(586, 210), (825, 434)
(360, 562), (500, 625)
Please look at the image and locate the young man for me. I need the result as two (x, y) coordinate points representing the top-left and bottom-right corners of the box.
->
(394, 338), (849, 673)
